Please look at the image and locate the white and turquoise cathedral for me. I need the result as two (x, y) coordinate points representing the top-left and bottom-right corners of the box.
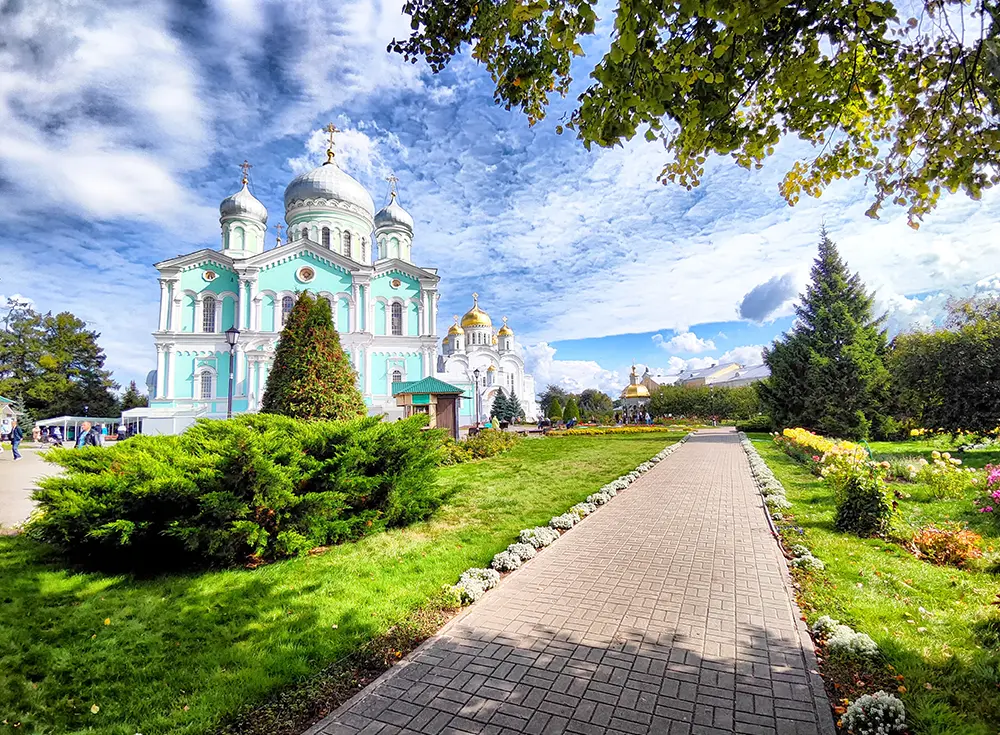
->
(128, 132), (538, 434)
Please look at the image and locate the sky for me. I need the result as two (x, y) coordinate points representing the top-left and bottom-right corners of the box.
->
(1, 0), (999, 398)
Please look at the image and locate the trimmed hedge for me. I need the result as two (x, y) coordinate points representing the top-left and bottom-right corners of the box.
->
(28, 414), (444, 569)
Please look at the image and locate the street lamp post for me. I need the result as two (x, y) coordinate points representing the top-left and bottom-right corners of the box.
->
(225, 326), (241, 419)
(473, 368), (481, 427)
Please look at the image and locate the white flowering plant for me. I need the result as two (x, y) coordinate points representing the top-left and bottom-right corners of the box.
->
(840, 691), (906, 735)
(811, 615), (841, 638)
(569, 502), (597, 518)
(549, 513), (578, 530)
(826, 626), (880, 660)
(587, 492), (612, 506)
(519, 526), (560, 548)
(491, 550), (523, 572)
(790, 554), (825, 571)
(506, 542), (537, 561)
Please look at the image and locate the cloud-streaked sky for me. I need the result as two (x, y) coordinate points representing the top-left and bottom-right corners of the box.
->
(2, 0), (999, 398)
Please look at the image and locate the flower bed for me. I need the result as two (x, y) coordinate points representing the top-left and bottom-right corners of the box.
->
(547, 425), (692, 436)
(739, 433), (908, 735)
(449, 434), (691, 604)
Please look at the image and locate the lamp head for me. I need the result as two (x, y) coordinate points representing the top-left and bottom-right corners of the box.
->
(225, 326), (241, 347)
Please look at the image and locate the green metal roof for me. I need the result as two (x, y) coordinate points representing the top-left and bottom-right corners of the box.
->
(391, 377), (464, 395)
(0, 396), (13, 404)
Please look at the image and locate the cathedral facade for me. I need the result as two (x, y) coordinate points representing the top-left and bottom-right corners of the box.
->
(129, 133), (536, 433)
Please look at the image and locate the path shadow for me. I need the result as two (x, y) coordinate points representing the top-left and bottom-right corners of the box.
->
(316, 617), (835, 735)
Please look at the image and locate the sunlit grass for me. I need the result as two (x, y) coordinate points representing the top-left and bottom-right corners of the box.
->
(750, 436), (1000, 735)
(0, 433), (680, 735)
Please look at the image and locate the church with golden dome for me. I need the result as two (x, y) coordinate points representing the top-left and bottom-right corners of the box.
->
(439, 293), (539, 423)
(125, 127), (537, 433)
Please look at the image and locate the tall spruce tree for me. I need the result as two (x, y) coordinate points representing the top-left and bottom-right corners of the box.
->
(506, 392), (525, 422)
(261, 292), (366, 421)
(760, 231), (889, 440)
(490, 389), (510, 421)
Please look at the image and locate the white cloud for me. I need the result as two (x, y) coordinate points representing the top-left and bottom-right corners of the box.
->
(718, 345), (765, 365)
(522, 342), (622, 395)
(652, 331), (717, 354)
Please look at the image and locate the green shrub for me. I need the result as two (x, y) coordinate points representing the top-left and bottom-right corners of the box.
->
(439, 429), (521, 465)
(27, 414), (444, 569)
(832, 461), (895, 536)
(735, 415), (773, 432)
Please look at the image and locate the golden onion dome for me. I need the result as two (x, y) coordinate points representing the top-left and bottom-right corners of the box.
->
(460, 292), (492, 328)
(622, 383), (650, 399)
(487, 364), (496, 372)
(497, 316), (513, 336)
(447, 315), (465, 335)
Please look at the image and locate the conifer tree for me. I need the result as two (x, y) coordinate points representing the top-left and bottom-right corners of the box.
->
(261, 293), (366, 421)
(562, 397), (580, 422)
(490, 389), (509, 421)
(120, 381), (149, 411)
(12, 394), (33, 433)
(546, 397), (563, 421)
(507, 392), (525, 422)
(760, 230), (889, 439)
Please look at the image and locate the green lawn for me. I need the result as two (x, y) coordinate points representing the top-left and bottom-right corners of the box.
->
(750, 435), (1000, 735)
(0, 433), (680, 735)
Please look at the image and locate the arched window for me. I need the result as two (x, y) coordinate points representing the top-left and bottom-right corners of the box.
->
(343, 231), (352, 258)
(390, 302), (403, 336)
(200, 371), (213, 399)
(322, 227), (331, 248)
(202, 297), (216, 333)
(391, 369), (402, 383)
(281, 296), (294, 325)
(300, 227), (308, 241)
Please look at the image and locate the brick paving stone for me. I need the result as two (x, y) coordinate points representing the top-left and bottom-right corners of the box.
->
(304, 430), (834, 735)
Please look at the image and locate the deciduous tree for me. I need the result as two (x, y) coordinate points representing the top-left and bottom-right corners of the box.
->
(392, 0), (1000, 226)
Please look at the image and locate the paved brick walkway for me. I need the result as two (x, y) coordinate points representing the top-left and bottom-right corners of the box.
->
(307, 429), (833, 735)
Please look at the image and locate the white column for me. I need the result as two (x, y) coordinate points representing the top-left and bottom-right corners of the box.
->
(351, 283), (362, 332)
(158, 280), (170, 331)
(419, 292), (427, 335)
(367, 289), (375, 333)
(169, 281), (182, 332)
(155, 345), (166, 398)
(429, 291), (438, 336)
(364, 348), (372, 394)
(235, 344), (246, 396)
(249, 279), (259, 331)
(165, 346), (175, 399)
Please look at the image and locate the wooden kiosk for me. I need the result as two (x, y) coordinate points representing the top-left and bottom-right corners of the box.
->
(391, 377), (464, 440)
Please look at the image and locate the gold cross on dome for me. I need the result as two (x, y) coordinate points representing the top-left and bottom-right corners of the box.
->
(240, 159), (252, 184)
(275, 222), (284, 242)
(324, 123), (339, 163)
(386, 173), (399, 198)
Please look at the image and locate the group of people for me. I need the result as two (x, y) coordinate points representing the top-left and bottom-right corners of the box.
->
(1, 418), (107, 460)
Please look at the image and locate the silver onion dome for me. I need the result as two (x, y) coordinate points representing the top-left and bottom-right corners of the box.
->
(374, 192), (414, 232)
(283, 161), (375, 218)
(220, 182), (268, 223)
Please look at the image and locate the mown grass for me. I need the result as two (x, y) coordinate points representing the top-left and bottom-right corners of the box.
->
(0, 433), (680, 735)
(749, 435), (1000, 735)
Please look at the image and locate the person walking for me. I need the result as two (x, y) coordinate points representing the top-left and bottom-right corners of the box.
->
(10, 419), (23, 461)
(75, 421), (102, 448)
(31, 425), (41, 443)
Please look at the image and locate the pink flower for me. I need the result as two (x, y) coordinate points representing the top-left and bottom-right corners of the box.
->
(981, 506), (995, 513)
(812, 455), (820, 462)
